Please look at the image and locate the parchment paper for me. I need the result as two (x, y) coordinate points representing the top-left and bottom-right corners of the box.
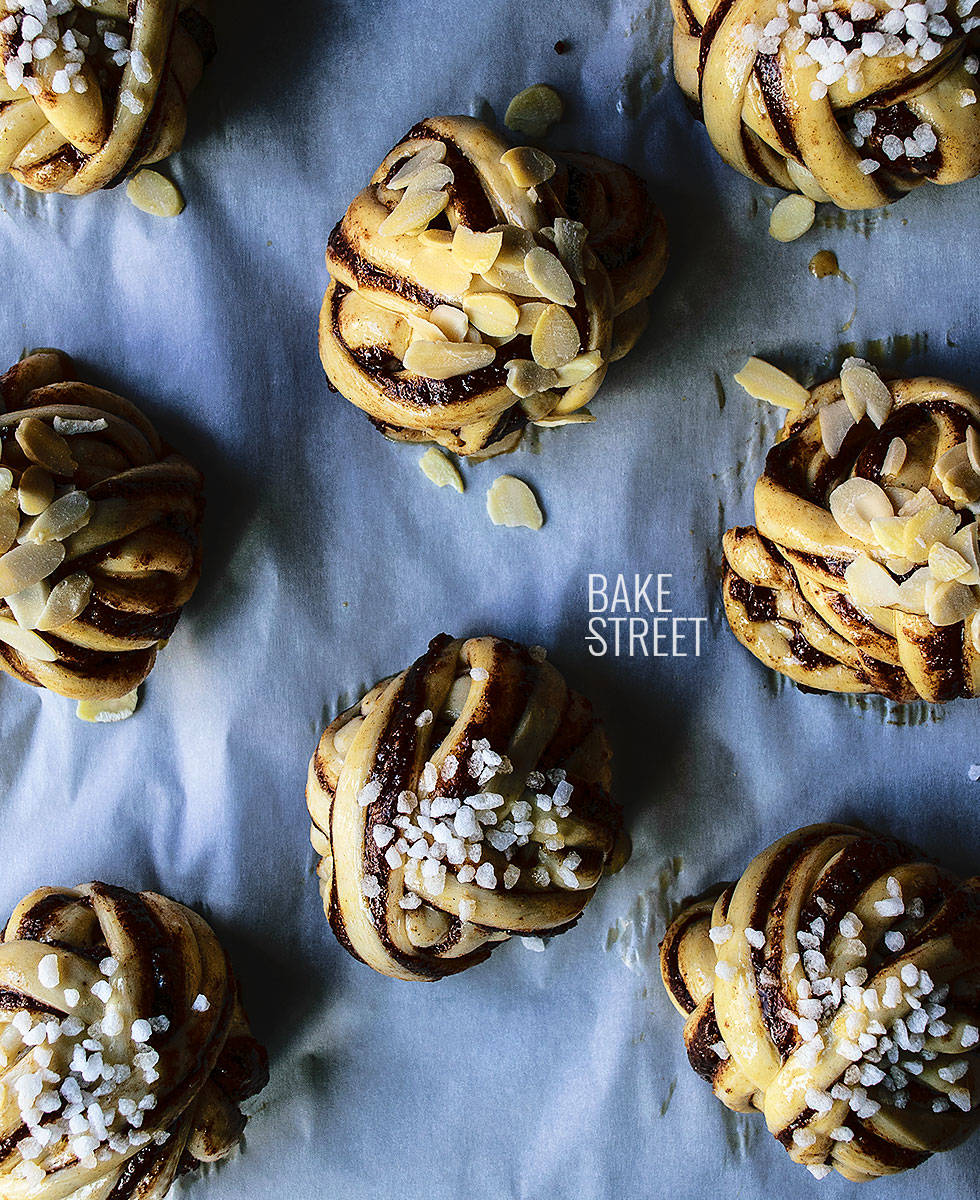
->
(0, 1), (977, 1197)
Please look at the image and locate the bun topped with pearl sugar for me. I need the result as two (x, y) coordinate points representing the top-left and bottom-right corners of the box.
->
(659, 824), (980, 1182)
(0, 881), (268, 1198)
(307, 634), (630, 980)
(0, 0), (214, 195)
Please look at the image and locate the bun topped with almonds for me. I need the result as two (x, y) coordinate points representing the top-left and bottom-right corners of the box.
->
(723, 360), (980, 701)
(319, 114), (667, 458)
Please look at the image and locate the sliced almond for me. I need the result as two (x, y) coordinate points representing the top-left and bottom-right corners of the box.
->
(0, 467), (12, 495)
(462, 292), (520, 338)
(412, 246), (473, 297)
(885, 486), (916, 510)
(870, 515), (909, 557)
(829, 478), (893, 543)
(505, 358), (559, 398)
(844, 554), (901, 609)
(403, 340), (495, 380)
(18, 466), (54, 516)
(819, 398), (855, 458)
(733, 357), (810, 411)
(6, 581), (49, 630)
(389, 162), (453, 193)
(503, 84), (563, 138)
(534, 409), (596, 428)
(903, 503), (959, 563)
(15, 417), (76, 476)
(0, 492), (18, 555)
(408, 315), (449, 343)
(419, 448), (464, 493)
(52, 416), (108, 436)
(24, 490), (91, 544)
(948, 521), (980, 586)
(451, 227), (503, 275)
(552, 218), (589, 284)
(934, 441), (980, 505)
(378, 188), (449, 238)
(76, 688), (139, 723)
(925, 578), (976, 627)
(840, 357), (893, 427)
(486, 475), (544, 530)
(419, 228), (453, 249)
(0, 540), (65, 597)
(555, 350), (603, 387)
(898, 487), (939, 517)
(387, 142), (447, 189)
(500, 145), (556, 188)
(518, 390), (561, 420)
(885, 557), (914, 576)
(897, 566), (931, 615)
(967, 426), (980, 474)
(126, 170), (185, 218)
(524, 247), (575, 306)
(482, 226), (538, 296)
(429, 305), (469, 341)
(928, 541), (971, 583)
(530, 303), (580, 369)
(516, 301), (549, 336)
(36, 571), (93, 631)
(0, 616), (57, 662)
(881, 436), (907, 478)
(971, 609), (980, 654)
(768, 193), (816, 243)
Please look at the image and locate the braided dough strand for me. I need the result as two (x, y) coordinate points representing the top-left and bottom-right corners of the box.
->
(660, 823), (980, 1182)
(307, 634), (629, 980)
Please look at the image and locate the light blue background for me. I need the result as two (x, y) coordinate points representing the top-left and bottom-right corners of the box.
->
(0, 1), (977, 1197)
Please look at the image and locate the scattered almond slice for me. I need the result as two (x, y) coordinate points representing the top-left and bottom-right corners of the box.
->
(533, 409), (595, 428)
(948, 521), (980, 586)
(819, 398), (855, 458)
(769, 194), (815, 243)
(968, 426), (980, 473)
(390, 163), (453, 194)
(403, 340), (495, 380)
(552, 218), (589, 284)
(0, 615), (57, 662)
(408, 315), (449, 343)
(733, 357), (810, 411)
(844, 555), (901, 609)
(903, 504), (959, 563)
(897, 567), (931, 615)
(881, 437), (907, 478)
(925, 578), (976, 626)
(898, 486), (939, 517)
(840, 357), (892, 427)
(885, 486), (916, 511)
(0, 492), (18, 555)
(419, 448), (464, 493)
(515, 301), (549, 336)
(15, 417), (75, 475)
(505, 358), (559, 398)
(36, 572), (93, 631)
(419, 228), (453, 249)
(885, 556), (913, 576)
(52, 416), (108, 436)
(428, 305), (469, 341)
(518, 390), (561, 421)
(524, 246), (575, 306)
(76, 688), (139, 723)
(412, 246), (473, 297)
(830, 478), (894, 543)
(451, 227), (503, 275)
(462, 292), (520, 338)
(126, 170), (185, 218)
(928, 541), (971, 583)
(530, 304), (580, 369)
(0, 540), (65, 597)
(378, 188), (449, 238)
(934, 441), (980, 504)
(500, 145), (556, 188)
(555, 350), (603, 387)
(504, 84), (563, 138)
(18, 466), (54, 516)
(870, 514), (909, 557)
(0, 468), (11, 495)
(487, 476), (544, 530)
(971, 610), (980, 653)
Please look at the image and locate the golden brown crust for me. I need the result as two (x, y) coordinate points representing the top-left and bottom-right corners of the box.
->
(670, 0), (980, 210)
(319, 115), (667, 457)
(722, 373), (980, 701)
(306, 634), (629, 981)
(0, 0), (213, 195)
(0, 881), (268, 1198)
(659, 823), (980, 1182)
(0, 349), (204, 702)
